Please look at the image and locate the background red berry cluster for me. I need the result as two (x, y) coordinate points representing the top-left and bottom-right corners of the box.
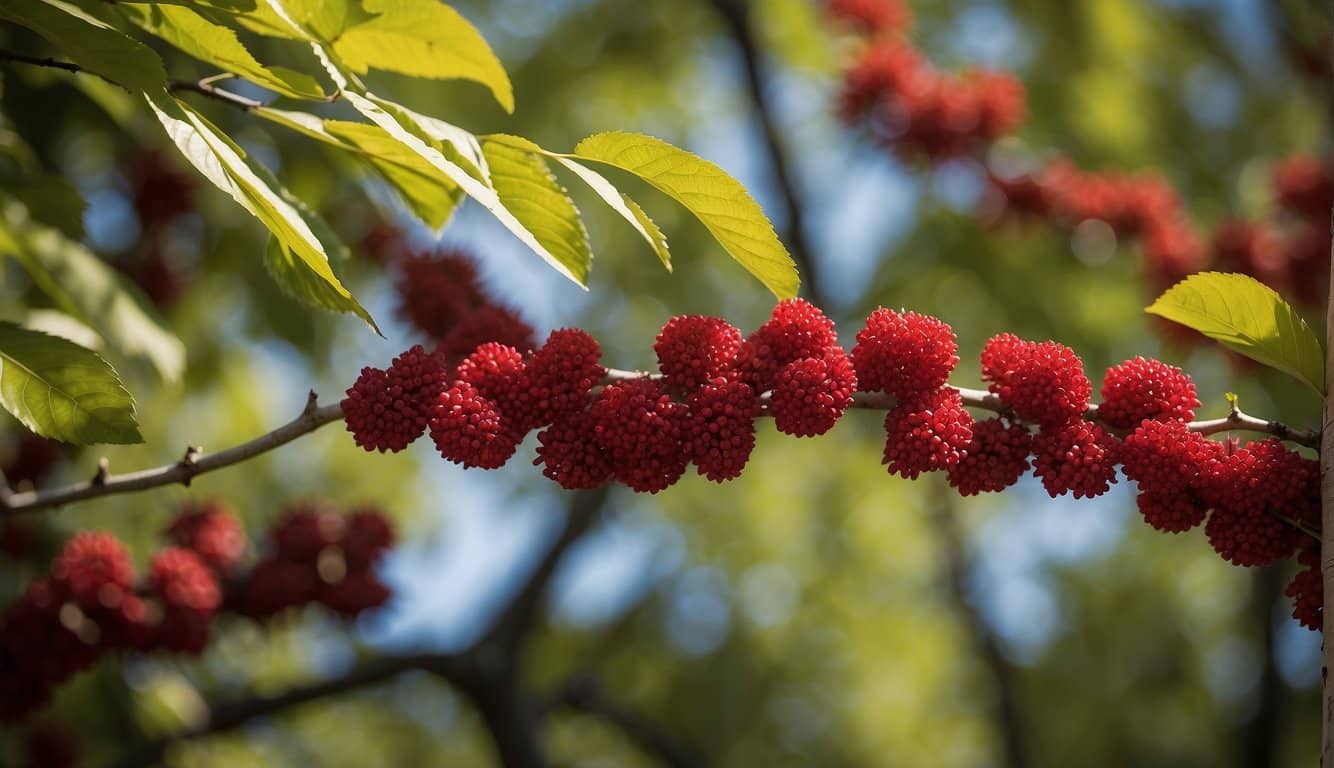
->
(829, 0), (1333, 314)
(0, 499), (395, 725)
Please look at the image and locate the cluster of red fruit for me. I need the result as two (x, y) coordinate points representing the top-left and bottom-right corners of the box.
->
(828, 0), (1332, 310)
(0, 500), (395, 723)
(835, 19), (1025, 161)
(342, 296), (1320, 629)
(116, 148), (197, 308)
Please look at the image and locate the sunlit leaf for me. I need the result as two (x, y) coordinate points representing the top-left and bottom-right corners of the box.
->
(121, 3), (325, 99)
(344, 91), (586, 287)
(146, 91), (378, 331)
(481, 139), (592, 284)
(0, 0), (166, 91)
(0, 199), (186, 381)
(573, 132), (797, 298)
(1146, 271), (1324, 395)
(333, 0), (514, 112)
(0, 322), (141, 445)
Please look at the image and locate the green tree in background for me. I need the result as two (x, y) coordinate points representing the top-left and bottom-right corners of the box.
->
(1, 1), (1332, 767)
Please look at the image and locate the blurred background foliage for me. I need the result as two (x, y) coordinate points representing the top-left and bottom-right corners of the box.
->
(1, 0), (1330, 765)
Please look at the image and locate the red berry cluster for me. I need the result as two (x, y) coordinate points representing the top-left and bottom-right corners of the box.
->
(0, 499), (395, 723)
(839, 40), (1025, 162)
(829, 2), (1331, 315)
(238, 502), (394, 619)
(345, 299), (1320, 629)
(115, 148), (196, 308)
(393, 248), (536, 359)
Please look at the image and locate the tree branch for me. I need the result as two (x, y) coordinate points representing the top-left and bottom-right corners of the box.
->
(706, 0), (826, 308)
(926, 480), (1029, 768)
(0, 50), (262, 110)
(546, 675), (708, 768)
(110, 651), (475, 768)
(1, 392), (342, 515)
(485, 486), (610, 652)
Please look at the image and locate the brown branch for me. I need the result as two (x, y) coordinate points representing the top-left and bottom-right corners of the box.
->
(546, 675), (708, 768)
(110, 651), (476, 768)
(1, 392), (341, 515)
(706, 0), (826, 308)
(927, 480), (1030, 768)
(485, 486), (610, 652)
(0, 50), (262, 110)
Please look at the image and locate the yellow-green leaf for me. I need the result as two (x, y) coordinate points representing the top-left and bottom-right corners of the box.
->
(1146, 272), (1325, 396)
(572, 132), (797, 298)
(0, 198), (185, 381)
(257, 106), (464, 231)
(482, 139), (591, 284)
(121, 3), (325, 99)
(333, 0), (513, 112)
(483, 134), (670, 270)
(0, 322), (141, 445)
(0, 0), (166, 92)
(343, 91), (585, 286)
(146, 91), (378, 331)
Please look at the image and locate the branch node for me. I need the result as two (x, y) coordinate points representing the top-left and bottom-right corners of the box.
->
(91, 458), (110, 487)
(302, 391), (319, 417)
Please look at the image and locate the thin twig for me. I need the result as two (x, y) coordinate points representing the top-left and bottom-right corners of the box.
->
(110, 652), (475, 768)
(1, 393), (340, 515)
(545, 675), (708, 768)
(0, 50), (263, 110)
(707, 0), (826, 308)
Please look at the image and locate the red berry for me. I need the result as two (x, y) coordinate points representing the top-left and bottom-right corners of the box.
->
(980, 333), (1091, 428)
(429, 381), (521, 469)
(394, 250), (485, 341)
(341, 345), (450, 453)
(165, 500), (246, 571)
(534, 407), (613, 490)
(439, 305), (537, 362)
(239, 559), (316, 618)
(769, 349), (858, 437)
(1, 433), (62, 489)
(1120, 420), (1223, 533)
(590, 378), (690, 493)
(456, 342), (534, 432)
(272, 504), (345, 564)
(124, 149), (195, 228)
(1097, 357), (1199, 429)
(49, 532), (135, 608)
(946, 418), (1031, 495)
(851, 307), (958, 400)
(148, 548), (220, 654)
(343, 507), (396, 570)
(654, 315), (743, 392)
(20, 720), (79, 768)
(686, 378), (761, 482)
(1203, 439), (1313, 567)
(1272, 154), (1334, 221)
(319, 571), (391, 617)
(1031, 422), (1119, 499)
(525, 329), (605, 427)
(838, 41), (925, 122)
(882, 387), (973, 479)
(735, 299), (840, 392)
(1287, 556), (1323, 631)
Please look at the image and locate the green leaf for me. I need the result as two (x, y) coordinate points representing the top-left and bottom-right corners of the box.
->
(0, 322), (141, 445)
(344, 91), (586, 287)
(257, 107), (464, 231)
(0, 198), (186, 381)
(121, 4), (326, 99)
(0, 0), (166, 92)
(0, 174), (86, 241)
(1146, 272), (1325, 396)
(333, 0), (514, 112)
(481, 139), (592, 284)
(146, 91), (378, 331)
(572, 132), (797, 298)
